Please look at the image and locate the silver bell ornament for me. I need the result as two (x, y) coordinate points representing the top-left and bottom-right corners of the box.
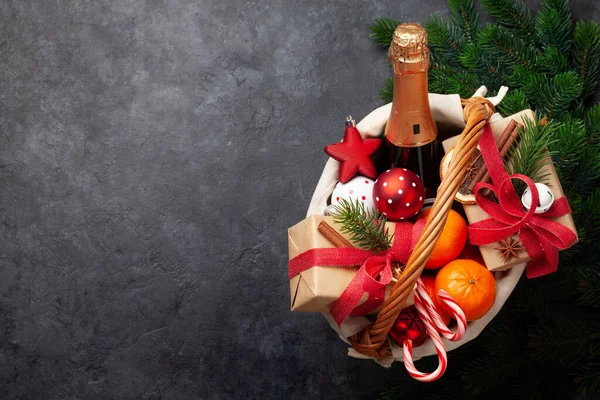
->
(521, 183), (554, 214)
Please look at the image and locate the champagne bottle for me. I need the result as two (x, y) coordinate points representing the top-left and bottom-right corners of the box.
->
(376, 23), (443, 200)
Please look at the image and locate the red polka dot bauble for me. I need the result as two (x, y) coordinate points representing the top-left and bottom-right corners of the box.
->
(373, 168), (425, 220)
(389, 305), (427, 347)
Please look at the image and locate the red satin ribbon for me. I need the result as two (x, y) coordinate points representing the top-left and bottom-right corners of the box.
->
(468, 124), (577, 278)
(288, 219), (425, 326)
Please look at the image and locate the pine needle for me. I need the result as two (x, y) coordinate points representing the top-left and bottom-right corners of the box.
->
(332, 199), (392, 252)
(481, 0), (536, 43)
(572, 21), (600, 100)
(507, 117), (557, 195)
(535, 0), (572, 54)
(379, 76), (394, 104)
(370, 18), (401, 48)
(577, 267), (600, 308)
(496, 89), (530, 116)
(449, 0), (480, 45)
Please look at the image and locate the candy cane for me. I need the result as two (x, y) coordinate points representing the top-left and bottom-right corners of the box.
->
(415, 279), (467, 341)
(401, 278), (468, 382)
(403, 300), (447, 382)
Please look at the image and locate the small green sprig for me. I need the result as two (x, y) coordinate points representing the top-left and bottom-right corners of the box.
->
(507, 117), (557, 195)
(332, 199), (392, 253)
(370, 18), (402, 48)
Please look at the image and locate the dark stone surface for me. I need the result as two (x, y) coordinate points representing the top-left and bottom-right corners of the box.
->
(0, 1), (598, 399)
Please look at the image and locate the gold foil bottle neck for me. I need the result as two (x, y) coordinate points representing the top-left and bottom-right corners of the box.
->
(385, 22), (437, 148)
(388, 23), (429, 73)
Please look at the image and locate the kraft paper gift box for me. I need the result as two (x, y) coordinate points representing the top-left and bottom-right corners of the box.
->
(288, 215), (414, 313)
(442, 110), (578, 272)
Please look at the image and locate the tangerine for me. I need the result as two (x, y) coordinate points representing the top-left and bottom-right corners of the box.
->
(434, 259), (496, 321)
(418, 208), (468, 269)
(420, 274), (452, 326)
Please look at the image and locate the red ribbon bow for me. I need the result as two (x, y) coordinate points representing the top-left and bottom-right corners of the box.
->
(288, 219), (424, 326)
(468, 124), (577, 278)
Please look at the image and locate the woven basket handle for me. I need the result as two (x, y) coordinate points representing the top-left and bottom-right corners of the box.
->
(349, 97), (496, 358)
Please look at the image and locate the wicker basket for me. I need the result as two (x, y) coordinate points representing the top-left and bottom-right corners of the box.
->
(305, 90), (526, 362)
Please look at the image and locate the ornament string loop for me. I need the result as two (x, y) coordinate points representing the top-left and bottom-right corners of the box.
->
(288, 219), (425, 326)
(468, 125), (577, 278)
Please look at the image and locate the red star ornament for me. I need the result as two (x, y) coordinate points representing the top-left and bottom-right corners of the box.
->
(324, 123), (381, 183)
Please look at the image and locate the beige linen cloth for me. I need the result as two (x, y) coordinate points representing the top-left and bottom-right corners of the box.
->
(306, 86), (526, 367)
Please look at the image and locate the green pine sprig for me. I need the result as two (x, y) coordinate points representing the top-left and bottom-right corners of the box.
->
(332, 199), (392, 252)
(578, 266), (600, 308)
(478, 24), (538, 70)
(573, 21), (600, 100)
(480, 0), (536, 44)
(380, 76), (394, 104)
(538, 46), (569, 75)
(507, 117), (557, 194)
(370, 18), (402, 48)
(535, 0), (572, 54)
(496, 89), (530, 116)
(449, 0), (480, 45)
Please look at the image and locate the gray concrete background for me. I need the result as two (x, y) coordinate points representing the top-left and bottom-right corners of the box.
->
(1, 1), (598, 399)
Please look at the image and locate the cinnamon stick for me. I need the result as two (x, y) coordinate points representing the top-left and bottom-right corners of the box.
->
(318, 220), (402, 278)
(467, 119), (518, 192)
(318, 221), (353, 248)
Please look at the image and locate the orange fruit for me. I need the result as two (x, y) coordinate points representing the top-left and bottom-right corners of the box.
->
(420, 275), (452, 325)
(418, 208), (468, 269)
(435, 259), (496, 321)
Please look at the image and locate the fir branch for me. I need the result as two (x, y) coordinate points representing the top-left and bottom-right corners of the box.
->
(571, 146), (600, 197)
(584, 103), (600, 144)
(379, 76), (394, 103)
(507, 118), (557, 194)
(578, 267), (600, 308)
(429, 50), (457, 73)
(549, 117), (587, 181)
(506, 65), (543, 100)
(570, 189), (600, 251)
(572, 21), (600, 100)
(425, 15), (465, 66)
(481, 0), (536, 44)
(536, 71), (583, 118)
(449, 0), (479, 45)
(496, 89), (530, 117)
(332, 199), (392, 252)
(459, 355), (513, 395)
(428, 68), (480, 98)
(478, 24), (538, 70)
(529, 314), (600, 368)
(582, 190), (600, 238)
(458, 43), (505, 88)
(535, 0), (572, 54)
(370, 18), (401, 48)
(507, 68), (581, 118)
(576, 361), (600, 396)
(538, 46), (569, 75)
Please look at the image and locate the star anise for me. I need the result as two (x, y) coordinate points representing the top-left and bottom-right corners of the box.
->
(465, 163), (479, 181)
(495, 236), (524, 263)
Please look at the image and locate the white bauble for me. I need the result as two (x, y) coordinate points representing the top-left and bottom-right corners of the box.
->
(521, 183), (554, 214)
(331, 176), (376, 212)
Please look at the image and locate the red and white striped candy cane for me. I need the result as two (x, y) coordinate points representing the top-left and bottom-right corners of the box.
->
(401, 278), (468, 382)
(416, 278), (467, 341)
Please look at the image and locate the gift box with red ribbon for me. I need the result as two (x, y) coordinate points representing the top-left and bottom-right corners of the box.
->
(288, 215), (417, 322)
(442, 110), (578, 277)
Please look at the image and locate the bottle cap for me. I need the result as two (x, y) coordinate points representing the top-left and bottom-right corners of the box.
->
(388, 23), (429, 74)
